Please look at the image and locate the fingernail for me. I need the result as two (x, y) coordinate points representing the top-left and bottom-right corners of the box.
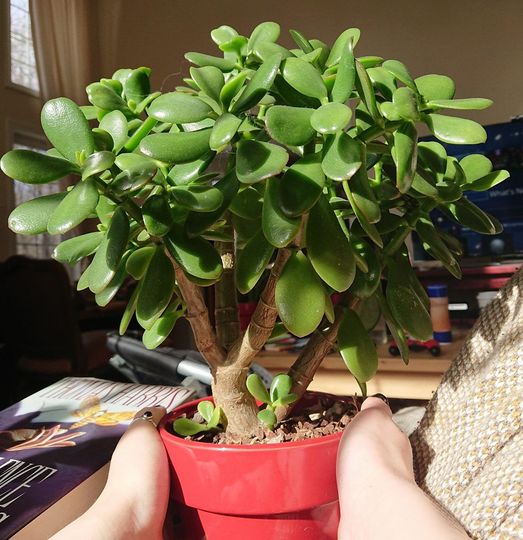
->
(372, 393), (389, 405)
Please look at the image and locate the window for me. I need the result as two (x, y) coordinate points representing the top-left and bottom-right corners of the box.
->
(12, 135), (61, 260)
(9, 0), (40, 93)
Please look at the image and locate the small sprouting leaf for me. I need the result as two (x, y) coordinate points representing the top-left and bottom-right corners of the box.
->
(41, 97), (94, 162)
(393, 122), (417, 193)
(8, 192), (66, 235)
(236, 230), (274, 294)
(198, 401), (215, 423)
(307, 195), (356, 292)
(310, 102), (352, 134)
(232, 54), (281, 113)
(173, 418), (207, 436)
(428, 98), (492, 110)
(265, 105), (315, 146)
(82, 151), (115, 180)
(246, 373), (271, 404)
(269, 373), (293, 403)
(136, 247), (175, 329)
(322, 132), (363, 181)
(257, 408), (277, 430)
(282, 57), (327, 100)
(210, 113), (242, 150)
(236, 140), (288, 184)
(280, 153), (325, 216)
(262, 177), (300, 248)
(338, 308), (378, 384)
(276, 251), (325, 337)
(139, 129), (212, 163)
(148, 93), (213, 124)
(1, 150), (78, 184)
(47, 178), (99, 235)
(206, 406), (223, 429)
(415, 74), (455, 101)
(425, 114), (487, 145)
(171, 185), (224, 213)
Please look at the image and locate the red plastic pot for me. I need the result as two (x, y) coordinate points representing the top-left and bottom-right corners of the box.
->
(159, 392), (345, 540)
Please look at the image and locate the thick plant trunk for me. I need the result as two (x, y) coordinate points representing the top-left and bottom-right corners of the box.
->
(212, 362), (261, 438)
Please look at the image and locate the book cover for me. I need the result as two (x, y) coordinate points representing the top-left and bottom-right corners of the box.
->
(0, 377), (195, 539)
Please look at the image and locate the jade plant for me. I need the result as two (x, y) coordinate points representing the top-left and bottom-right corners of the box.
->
(1, 22), (509, 438)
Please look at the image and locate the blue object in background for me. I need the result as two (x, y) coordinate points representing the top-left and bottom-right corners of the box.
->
(414, 120), (523, 259)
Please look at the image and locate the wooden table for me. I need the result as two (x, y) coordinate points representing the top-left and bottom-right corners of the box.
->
(258, 339), (464, 400)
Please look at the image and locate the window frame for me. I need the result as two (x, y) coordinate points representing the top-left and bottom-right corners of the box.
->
(4, 0), (40, 98)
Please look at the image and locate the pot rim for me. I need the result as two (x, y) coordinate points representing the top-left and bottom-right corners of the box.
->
(159, 391), (348, 451)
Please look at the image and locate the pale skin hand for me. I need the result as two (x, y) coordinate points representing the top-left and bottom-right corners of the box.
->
(51, 407), (170, 540)
(336, 397), (470, 540)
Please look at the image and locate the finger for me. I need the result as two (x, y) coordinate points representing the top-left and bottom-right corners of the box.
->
(360, 396), (392, 416)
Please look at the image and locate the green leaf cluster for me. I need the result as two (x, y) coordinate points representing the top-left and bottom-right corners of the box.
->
(0, 23), (507, 378)
(172, 400), (225, 436)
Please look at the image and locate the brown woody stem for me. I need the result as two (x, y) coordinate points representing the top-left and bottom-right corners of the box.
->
(227, 248), (291, 369)
(168, 255), (226, 369)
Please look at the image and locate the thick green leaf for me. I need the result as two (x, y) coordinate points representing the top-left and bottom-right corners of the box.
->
(190, 66), (224, 103)
(386, 259), (432, 341)
(346, 167), (380, 223)
(105, 207), (129, 270)
(257, 408), (277, 429)
(289, 29), (314, 54)
(415, 74), (455, 101)
(99, 110), (128, 152)
(185, 171), (239, 236)
(416, 216), (454, 265)
(95, 252), (131, 308)
(165, 226), (223, 280)
(418, 141), (447, 179)
(173, 418), (207, 436)
(184, 52), (236, 72)
(171, 185), (223, 212)
(47, 178), (99, 234)
(232, 54), (281, 113)
(8, 192), (66, 234)
(220, 71), (250, 110)
(142, 195), (174, 236)
(137, 247), (175, 329)
(167, 153), (214, 185)
(87, 237), (115, 294)
(253, 42), (293, 62)
(112, 162), (157, 193)
(139, 129), (212, 163)
(355, 61), (379, 119)
(230, 186), (263, 219)
(41, 97), (94, 162)
(346, 185), (383, 247)
(280, 153), (324, 216)
(237, 230), (274, 293)
(197, 400), (215, 423)
(52, 232), (102, 265)
(326, 28), (361, 67)
(126, 246), (155, 279)
(282, 57), (327, 100)
(338, 308), (378, 383)
(236, 140), (288, 184)
(426, 114), (487, 145)
(307, 195), (355, 292)
(349, 238), (380, 298)
(331, 41), (355, 103)
(310, 103), (352, 134)
(355, 295), (381, 331)
(82, 151), (115, 180)
(119, 282), (141, 335)
(123, 67), (151, 102)
(393, 122), (417, 193)
(1, 150), (78, 184)
(382, 60), (415, 90)
(265, 105), (315, 146)
(459, 154), (492, 183)
(322, 132), (363, 181)
(444, 198), (502, 234)
(142, 303), (183, 350)
(467, 169), (510, 192)
(428, 98), (492, 110)
(148, 93), (213, 124)
(210, 113), (241, 150)
(275, 251), (325, 337)
(392, 87), (419, 121)
(367, 67), (396, 100)
(269, 373), (293, 403)
(262, 177), (300, 248)
(86, 82), (128, 112)
(247, 21), (280, 53)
